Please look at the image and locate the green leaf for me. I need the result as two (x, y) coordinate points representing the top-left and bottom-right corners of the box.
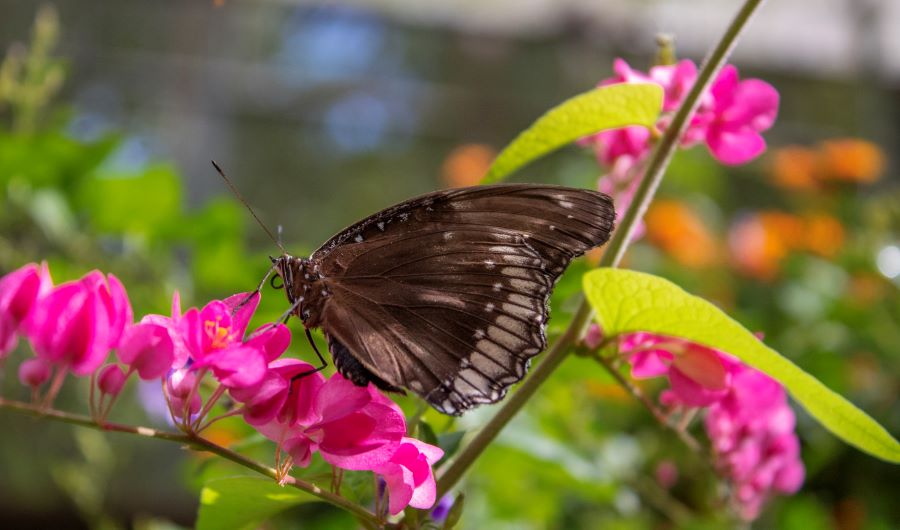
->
(482, 83), (663, 183)
(583, 268), (900, 463)
(436, 431), (465, 465)
(196, 476), (318, 530)
(75, 164), (182, 239)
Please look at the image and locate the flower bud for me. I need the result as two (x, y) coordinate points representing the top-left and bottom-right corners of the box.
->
(18, 357), (51, 388)
(98, 364), (127, 396)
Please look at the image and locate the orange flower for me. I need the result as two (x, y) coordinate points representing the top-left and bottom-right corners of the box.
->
(799, 213), (844, 258)
(768, 139), (885, 191)
(769, 146), (819, 191)
(729, 211), (845, 279)
(441, 144), (496, 188)
(819, 138), (884, 184)
(645, 200), (719, 268)
(729, 213), (794, 280)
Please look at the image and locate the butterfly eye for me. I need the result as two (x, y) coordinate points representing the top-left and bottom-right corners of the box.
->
(270, 274), (284, 290)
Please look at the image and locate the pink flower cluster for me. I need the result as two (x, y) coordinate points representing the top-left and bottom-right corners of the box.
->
(609, 330), (804, 520)
(0, 263), (442, 515)
(579, 58), (779, 233)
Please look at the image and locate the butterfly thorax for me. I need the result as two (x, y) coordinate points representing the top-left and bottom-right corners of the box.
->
(274, 255), (327, 328)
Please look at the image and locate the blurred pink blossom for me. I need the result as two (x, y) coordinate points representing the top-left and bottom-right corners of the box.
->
(27, 271), (132, 376)
(375, 437), (444, 515)
(705, 364), (804, 520)
(616, 330), (804, 520)
(580, 58), (778, 169)
(704, 65), (779, 165)
(0, 262), (52, 357)
(18, 357), (51, 389)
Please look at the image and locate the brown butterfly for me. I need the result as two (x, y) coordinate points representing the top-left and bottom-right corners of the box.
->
(266, 183), (614, 415)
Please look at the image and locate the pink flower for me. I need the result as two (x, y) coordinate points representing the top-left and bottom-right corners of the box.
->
(579, 58), (778, 168)
(18, 357), (51, 388)
(704, 364), (804, 520)
(117, 322), (175, 380)
(620, 332), (732, 407)
(166, 367), (202, 421)
(80, 271), (133, 348)
(231, 358), (322, 427)
(98, 364), (127, 396)
(258, 374), (406, 471)
(27, 271), (132, 376)
(581, 59), (701, 165)
(140, 291), (190, 368)
(179, 293), (269, 389)
(374, 437), (444, 515)
(0, 262), (52, 357)
(704, 65), (779, 165)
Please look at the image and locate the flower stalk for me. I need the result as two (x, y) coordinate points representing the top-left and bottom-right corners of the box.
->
(436, 0), (768, 498)
(0, 397), (383, 526)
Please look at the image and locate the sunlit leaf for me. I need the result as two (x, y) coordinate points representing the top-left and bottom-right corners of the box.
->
(583, 268), (900, 463)
(196, 476), (317, 530)
(75, 164), (182, 239)
(482, 83), (662, 183)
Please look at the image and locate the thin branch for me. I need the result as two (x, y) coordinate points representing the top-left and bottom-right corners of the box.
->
(436, 0), (767, 497)
(590, 352), (701, 452)
(0, 397), (381, 526)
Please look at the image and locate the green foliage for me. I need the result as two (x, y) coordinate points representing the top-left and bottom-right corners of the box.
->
(583, 268), (900, 463)
(481, 83), (663, 183)
(75, 164), (183, 240)
(196, 476), (318, 530)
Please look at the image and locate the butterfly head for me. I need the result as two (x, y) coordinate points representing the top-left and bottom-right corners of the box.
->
(270, 254), (322, 325)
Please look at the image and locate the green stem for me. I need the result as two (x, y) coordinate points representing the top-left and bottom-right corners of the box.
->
(0, 397), (381, 526)
(436, 0), (767, 498)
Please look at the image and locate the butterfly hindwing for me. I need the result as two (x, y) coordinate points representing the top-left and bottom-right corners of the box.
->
(310, 184), (615, 415)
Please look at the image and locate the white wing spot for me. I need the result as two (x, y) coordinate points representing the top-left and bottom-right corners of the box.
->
(493, 282), (503, 292)
(559, 200), (574, 209)
(566, 214), (574, 219)
(354, 234), (364, 243)
(485, 260), (495, 269)
(485, 303), (495, 313)
(549, 225), (556, 231)
(444, 232), (454, 241)
(377, 222), (385, 231)
(409, 380), (424, 393)
(473, 329), (485, 339)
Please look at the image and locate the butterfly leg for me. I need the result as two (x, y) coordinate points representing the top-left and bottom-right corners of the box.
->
(289, 327), (329, 382)
(230, 263), (278, 316)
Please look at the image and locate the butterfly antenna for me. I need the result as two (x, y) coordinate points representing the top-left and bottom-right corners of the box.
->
(210, 160), (286, 254)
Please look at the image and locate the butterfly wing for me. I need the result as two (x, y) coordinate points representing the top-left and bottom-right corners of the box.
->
(311, 184), (615, 415)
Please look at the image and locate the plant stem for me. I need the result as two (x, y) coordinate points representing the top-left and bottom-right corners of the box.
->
(436, 0), (767, 498)
(0, 397), (381, 526)
(590, 352), (701, 452)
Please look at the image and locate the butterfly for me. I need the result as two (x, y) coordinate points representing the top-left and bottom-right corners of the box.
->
(270, 184), (615, 415)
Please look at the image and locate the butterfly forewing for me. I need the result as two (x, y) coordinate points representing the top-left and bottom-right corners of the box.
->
(307, 184), (615, 415)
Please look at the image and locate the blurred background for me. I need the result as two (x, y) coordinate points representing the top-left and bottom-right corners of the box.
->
(0, 1), (897, 529)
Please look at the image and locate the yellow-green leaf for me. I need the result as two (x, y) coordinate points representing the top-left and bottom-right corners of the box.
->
(482, 83), (662, 183)
(196, 476), (317, 530)
(583, 268), (900, 463)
